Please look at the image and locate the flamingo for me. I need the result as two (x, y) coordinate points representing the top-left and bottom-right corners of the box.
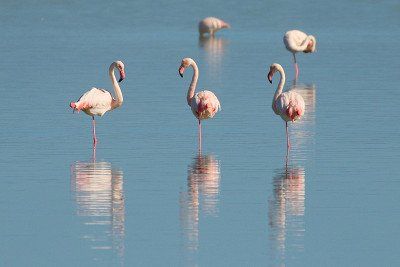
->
(198, 17), (230, 37)
(178, 58), (221, 150)
(69, 61), (125, 147)
(268, 63), (305, 149)
(283, 30), (316, 79)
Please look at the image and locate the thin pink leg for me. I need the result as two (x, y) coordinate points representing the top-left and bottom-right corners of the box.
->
(198, 119), (202, 152)
(92, 116), (97, 147)
(286, 121), (291, 150)
(293, 53), (299, 79)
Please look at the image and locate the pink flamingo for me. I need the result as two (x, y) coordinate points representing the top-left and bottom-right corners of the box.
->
(283, 30), (316, 79)
(69, 61), (125, 147)
(199, 17), (230, 37)
(178, 58), (221, 150)
(268, 63), (305, 149)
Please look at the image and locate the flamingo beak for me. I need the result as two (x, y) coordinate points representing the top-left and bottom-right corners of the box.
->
(118, 70), (125, 82)
(268, 71), (273, 84)
(179, 66), (185, 78)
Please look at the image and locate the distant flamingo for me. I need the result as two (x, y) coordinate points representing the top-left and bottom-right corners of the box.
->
(70, 61), (125, 147)
(199, 17), (230, 37)
(178, 58), (221, 150)
(268, 63), (305, 149)
(283, 30), (316, 79)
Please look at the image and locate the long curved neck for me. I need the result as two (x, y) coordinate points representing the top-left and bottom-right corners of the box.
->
(109, 63), (123, 109)
(273, 67), (286, 101)
(187, 61), (199, 106)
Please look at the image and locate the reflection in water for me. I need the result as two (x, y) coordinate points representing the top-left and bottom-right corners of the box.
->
(70, 160), (125, 263)
(288, 83), (316, 155)
(180, 154), (221, 255)
(268, 165), (305, 265)
(199, 36), (228, 77)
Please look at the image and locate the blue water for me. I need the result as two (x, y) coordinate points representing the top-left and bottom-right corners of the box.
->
(0, 0), (399, 266)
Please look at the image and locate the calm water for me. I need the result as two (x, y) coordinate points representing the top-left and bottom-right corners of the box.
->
(1, 0), (399, 266)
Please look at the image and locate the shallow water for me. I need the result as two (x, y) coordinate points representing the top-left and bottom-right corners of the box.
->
(1, 0), (399, 266)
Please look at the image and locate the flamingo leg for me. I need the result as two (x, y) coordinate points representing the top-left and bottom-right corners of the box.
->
(286, 121), (291, 149)
(92, 116), (98, 147)
(198, 119), (202, 152)
(293, 53), (299, 79)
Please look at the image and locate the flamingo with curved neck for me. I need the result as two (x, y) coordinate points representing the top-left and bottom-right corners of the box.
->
(268, 63), (305, 150)
(178, 58), (221, 151)
(283, 30), (316, 79)
(70, 61), (126, 148)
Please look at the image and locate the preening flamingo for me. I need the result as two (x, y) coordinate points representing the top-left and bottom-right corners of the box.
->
(199, 17), (230, 37)
(283, 30), (316, 79)
(268, 63), (305, 149)
(178, 58), (221, 150)
(69, 61), (125, 147)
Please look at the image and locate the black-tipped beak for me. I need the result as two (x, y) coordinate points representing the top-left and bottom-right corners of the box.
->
(268, 72), (273, 84)
(118, 70), (125, 83)
(178, 66), (184, 78)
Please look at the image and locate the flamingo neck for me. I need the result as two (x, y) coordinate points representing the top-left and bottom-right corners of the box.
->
(273, 66), (286, 101)
(109, 63), (123, 109)
(187, 61), (199, 106)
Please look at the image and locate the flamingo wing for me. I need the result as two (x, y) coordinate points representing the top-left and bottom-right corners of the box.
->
(76, 87), (114, 116)
(284, 30), (308, 53)
(276, 91), (305, 122)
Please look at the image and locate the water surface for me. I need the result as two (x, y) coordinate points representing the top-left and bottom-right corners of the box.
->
(0, 0), (399, 266)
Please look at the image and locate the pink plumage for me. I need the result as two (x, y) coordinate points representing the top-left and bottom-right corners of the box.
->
(268, 63), (305, 149)
(69, 61), (126, 147)
(190, 90), (221, 120)
(179, 58), (221, 150)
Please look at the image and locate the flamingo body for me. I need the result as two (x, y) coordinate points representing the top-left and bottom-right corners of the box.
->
(199, 17), (230, 36)
(273, 91), (305, 123)
(283, 30), (316, 53)
(190, 90), (221, 120)
(71, 87), (114, 117)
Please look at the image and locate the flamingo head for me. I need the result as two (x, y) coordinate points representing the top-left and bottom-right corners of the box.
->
(221, 20), (231, 29)
(114, 60), (126, 82)
(179, 58), (193, 78)
(304, 35), (316, 53)
(268, 63), (280, 83)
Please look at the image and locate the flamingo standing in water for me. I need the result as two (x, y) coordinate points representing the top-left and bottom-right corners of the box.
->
(283, 30), (316, 79)
(70, 61), (125, 147)
(268, 63), (305, 149)
(178, 58), (221, 150)
(199, 17), (230, 37)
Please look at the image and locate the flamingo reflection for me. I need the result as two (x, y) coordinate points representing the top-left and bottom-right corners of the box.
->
(180, 154), (221, 253)
(70, 159), (125, 262)
(268, 165), (305, 264)
(199, 36), (228, 77)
